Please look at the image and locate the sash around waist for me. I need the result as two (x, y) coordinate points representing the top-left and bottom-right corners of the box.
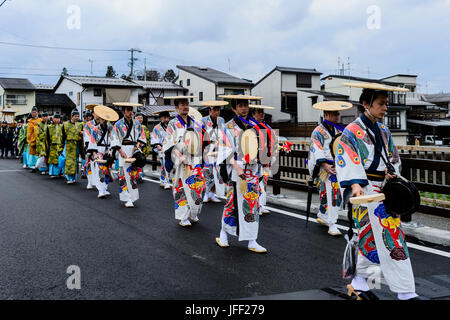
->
(366, 170), (385, 182)
(122, 140), (136, 146)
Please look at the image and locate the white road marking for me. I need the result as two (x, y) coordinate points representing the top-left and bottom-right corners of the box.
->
(143, 177), (450, 259)
(0, 169), (22, 173)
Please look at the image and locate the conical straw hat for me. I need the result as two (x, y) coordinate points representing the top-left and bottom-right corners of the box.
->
(94, 105), (119, 122)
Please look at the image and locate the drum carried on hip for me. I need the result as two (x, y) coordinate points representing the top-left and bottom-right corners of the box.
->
(124, 149), (146, 168)
(382, 176), (421, 216)
(240, 129), (259, 163)
(184, 129), (201, 156)
(350, 176), (420, 217)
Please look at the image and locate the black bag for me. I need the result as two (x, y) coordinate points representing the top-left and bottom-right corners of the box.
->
(366, 128), (420, 217)
(131, 150), (147, 168)
(383, 176), (421, 217)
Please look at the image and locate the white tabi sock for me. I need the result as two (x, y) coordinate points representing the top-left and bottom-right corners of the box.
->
(398, 292), (418, 300)
(219, 229), (229, 245)
(351, 276), (370, 292)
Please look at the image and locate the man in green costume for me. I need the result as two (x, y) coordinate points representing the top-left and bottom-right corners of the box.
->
(62, 109), (84, 184)
(18, 118), (29, 167)
(47, 113), (64, 178)
(36, 112), (50, 175)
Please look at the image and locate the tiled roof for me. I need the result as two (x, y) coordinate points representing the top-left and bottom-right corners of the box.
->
(0, 77), (36, 90)
(64, 76), (141, 87)
(177, 66), (253, 86)
(132, 80), (186, 90)
(138, 105), (177, 117)
(35, 92), (76, 108)
(275, 66), (322, 75)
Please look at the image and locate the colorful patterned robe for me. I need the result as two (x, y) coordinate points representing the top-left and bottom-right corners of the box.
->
(202, 115), (226, 197)
(217, 116), (262, 241)
(62, 121), (84, 178)
(151, 122), (169, 186)
(111, 118), (147, 203)
(335, 113), (415, 293)
(84, 120), (99, 184)
(88, 122), (114, 192)
(250, 118), (278, 211)
(307, 122), (343, 225)
(162, 116), (206, 221)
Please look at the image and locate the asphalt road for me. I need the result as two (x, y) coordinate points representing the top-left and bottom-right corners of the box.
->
(0, 158), (449, 300)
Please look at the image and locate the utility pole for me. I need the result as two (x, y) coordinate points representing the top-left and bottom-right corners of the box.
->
(337, 57), (341, 75)
(347, 57), (351, 77)
(88, 59), (94, 75)
(128, 48), (142, 79)
(144, 57), (147, 81)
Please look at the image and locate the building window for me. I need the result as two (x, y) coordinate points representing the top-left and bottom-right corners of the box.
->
(296, 73), (312, 88)
(6, 94), (27, 105)
(281, 93), (297, 113)
(69, 91), (73, 97)
(190, 93), (194, 103)
(180, 80), (183, 87)
(385, 111), (401, 130)
(224, 89), (245, 95)
(93, 88), (102, 97)
(187, 79), (191, 86)
(388, 92), (406, 105)
(199, 92), (203, 101)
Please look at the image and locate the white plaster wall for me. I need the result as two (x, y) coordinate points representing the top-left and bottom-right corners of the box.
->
(252, 70), (290, 122)
(177, 69), (215, 104)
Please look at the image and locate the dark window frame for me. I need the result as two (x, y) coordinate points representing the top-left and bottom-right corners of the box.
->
(296, 73), (312, 88)
(93, 88), (102, 97)
(385, 111), (401, 130)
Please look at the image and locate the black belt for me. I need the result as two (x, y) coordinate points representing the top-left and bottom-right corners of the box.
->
(122, 141), (136, 146)
(366, 170), (385, 182)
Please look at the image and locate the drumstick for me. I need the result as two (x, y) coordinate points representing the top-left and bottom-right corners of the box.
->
(125, 158), (136, 164)
(95, 159), (107, 164)
(350, 193), (385, 205)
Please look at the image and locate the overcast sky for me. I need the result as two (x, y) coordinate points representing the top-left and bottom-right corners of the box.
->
(0, 0), (449, 93)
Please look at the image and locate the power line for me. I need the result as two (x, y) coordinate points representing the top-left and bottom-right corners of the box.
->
(0, 40), (128, 52)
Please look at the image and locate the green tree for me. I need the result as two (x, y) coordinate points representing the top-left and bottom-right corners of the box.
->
(105, 66), (118, 78)
(137, 70), (161, 81)
(163, 69), (176, 82)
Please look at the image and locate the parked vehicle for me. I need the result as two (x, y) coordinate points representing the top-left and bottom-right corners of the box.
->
(424, 135), (443, 146)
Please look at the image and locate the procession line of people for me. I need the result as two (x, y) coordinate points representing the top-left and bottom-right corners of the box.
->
(7, 84), (420, 300)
